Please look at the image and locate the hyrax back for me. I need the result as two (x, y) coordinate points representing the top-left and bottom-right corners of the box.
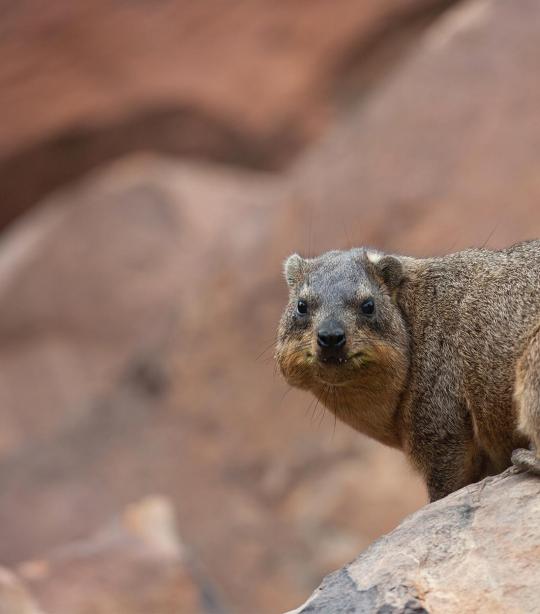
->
(276, 240), (540, 501)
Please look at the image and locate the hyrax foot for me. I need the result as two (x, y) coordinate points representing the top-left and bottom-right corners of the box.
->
(511, 447), (540, 476)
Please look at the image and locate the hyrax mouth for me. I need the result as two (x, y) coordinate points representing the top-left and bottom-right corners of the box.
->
(318, 351), (348, 365)
(277, 340), (370, 390)
(311, 350), (372, 388)
(316, 350), (365, 366)
(320, 355), (346, 364)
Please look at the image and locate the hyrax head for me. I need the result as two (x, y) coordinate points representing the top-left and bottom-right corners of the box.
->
(276, 249), (409, 391)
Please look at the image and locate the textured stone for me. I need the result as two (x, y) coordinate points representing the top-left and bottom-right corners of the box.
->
(290, 469), (540, 613)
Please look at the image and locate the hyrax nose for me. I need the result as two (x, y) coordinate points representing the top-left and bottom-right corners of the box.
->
(317, 320), (346, 349)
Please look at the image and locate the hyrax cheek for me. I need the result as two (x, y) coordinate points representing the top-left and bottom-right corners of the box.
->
(279, 342), (307, 372)
(304, 352), (316, 365)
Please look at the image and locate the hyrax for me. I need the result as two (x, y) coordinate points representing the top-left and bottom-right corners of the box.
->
(276, 240), (540, 501)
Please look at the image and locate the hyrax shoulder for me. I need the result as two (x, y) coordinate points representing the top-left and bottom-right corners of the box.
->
(276, 240), (540, 501)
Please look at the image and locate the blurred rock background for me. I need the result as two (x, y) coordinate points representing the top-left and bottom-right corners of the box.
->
(1, 0), (540, 612)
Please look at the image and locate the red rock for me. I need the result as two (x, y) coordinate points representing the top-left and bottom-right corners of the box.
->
(0, 567), (42, 614)
(0, 0), (451, 226)
(17, 497), (216, 614)
(292, 0), (540, 255)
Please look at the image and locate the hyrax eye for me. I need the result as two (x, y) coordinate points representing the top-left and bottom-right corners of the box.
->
(297, 300), (308, 315)
(360, 298), (375, 315)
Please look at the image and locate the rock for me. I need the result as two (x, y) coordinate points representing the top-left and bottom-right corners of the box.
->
(14, 497), (222, 614)
(0, 568), (43, 614)
(0, 0), (454, 226)
(289, 469), (540, 613)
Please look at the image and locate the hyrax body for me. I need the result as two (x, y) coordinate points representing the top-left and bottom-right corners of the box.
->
(276, 240), (540, 501)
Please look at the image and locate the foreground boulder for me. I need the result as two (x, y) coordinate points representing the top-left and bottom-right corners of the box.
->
(290, 469), (540, 613)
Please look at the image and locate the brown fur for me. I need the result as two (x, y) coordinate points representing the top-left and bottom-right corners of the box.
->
(276, 241), (540, 501)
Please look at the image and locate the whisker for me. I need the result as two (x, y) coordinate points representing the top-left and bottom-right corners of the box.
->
(340, 214), (353, 251)
(480, 220), (500, 249)
(304, 395), (317, 419)
(312, 394), (321, 425)
(255, 338), (278, 362)
(331, 387), (340, 440)
(279, 385), (293, 405)
(307, 207), (313, 259)
(317, 387), (332, 429)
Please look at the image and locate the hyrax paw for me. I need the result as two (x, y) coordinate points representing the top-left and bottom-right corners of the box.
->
(511, 448), (540, 476)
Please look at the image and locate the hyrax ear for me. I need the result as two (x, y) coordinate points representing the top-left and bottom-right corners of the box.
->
(373, 255), (404, 289)
(283, 253), (306, 288)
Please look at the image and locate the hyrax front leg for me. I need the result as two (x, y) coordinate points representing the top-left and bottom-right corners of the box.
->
(410, 428), (480, 502)
(408, 396), (481, 501)
(423, 440), (481, 502)
(511, 327), (540, 476)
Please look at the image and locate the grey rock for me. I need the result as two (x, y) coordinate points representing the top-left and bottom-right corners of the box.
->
(289, 469), (540, 613)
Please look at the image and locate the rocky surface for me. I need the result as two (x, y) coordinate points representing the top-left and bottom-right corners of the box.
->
(289, 469), (540, 613)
